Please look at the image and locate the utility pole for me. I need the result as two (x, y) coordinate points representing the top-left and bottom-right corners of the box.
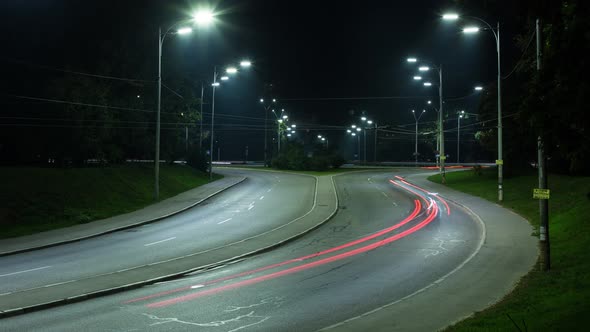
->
(199, 82), (204, 150)
(536, 18), (550, 271)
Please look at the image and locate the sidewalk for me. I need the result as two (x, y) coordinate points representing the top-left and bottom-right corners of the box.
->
(325, 172), (538, 332)
(0, 175), (246, 256)
(0, 174), (338, 317)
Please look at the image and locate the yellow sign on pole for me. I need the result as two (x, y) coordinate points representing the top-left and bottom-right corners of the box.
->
(440, 156), (446, 161)
(496, 159), (504, 165)
(533, 188), (550, 199)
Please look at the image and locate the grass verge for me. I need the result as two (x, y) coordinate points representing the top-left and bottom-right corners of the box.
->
(0, 164), (221, 239)
(429, 168), (590, 331)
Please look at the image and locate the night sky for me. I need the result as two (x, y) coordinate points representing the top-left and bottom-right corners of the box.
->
(0, 0), (516, 160)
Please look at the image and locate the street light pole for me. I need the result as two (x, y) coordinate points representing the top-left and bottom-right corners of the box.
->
(209, 66), (218, 180)
(438, 66), (446, 183)
(199, 82), (204, 150)
(457, 111), (464, 163)
(446, 13), (503, 199)
(155, 27), (163, 200)
(412, 109), (426, 164)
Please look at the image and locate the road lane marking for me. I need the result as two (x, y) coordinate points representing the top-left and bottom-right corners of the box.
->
(144, 237), (176, 247)
(248, 205), (254, 211)
(381, 192), (388, 198)
(267, 189), (272, 193)
(259, 196), (264, 200)
(191, 284), (205, 289)
(0, 265), (51, 278)
(218, 218), (232, 225)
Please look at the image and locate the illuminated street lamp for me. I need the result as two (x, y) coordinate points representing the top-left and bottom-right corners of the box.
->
(209, 59), (252, 180)
(260, 97), (277, 167)
(154, 9), (214, 200)
(407, 57), (446, 182)
(443, 12), (504, 201)
(412, 109), (426, 164)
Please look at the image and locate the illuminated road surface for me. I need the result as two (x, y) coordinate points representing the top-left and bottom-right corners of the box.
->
(2, 170), (484, 331)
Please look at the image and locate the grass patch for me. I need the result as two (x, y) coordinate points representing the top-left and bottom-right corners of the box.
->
(429, 168), (590, 331)
(0, 164), (220, 238)
(222, 166), (403, 177)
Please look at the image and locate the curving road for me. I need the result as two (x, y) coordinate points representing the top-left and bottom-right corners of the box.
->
(1, 169), (492, 331)
(0, 169), (315, 294)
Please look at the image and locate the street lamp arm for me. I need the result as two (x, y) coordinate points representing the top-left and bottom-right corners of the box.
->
(160, 19), (193, 44)
(464, 15), (499, 42)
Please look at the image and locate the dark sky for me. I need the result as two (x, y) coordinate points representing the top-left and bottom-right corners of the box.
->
(0, 0), (512, 160)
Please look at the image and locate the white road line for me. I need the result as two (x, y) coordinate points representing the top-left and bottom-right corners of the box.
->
(0, 265), (51, 278)
(144, 237), (176, 247)
(218, 218), (232, 225)
(267, 189), (272, 192)
(248, 205), (254, 211)
(381, 192), (388, 198)
(259, 196), (264, 200)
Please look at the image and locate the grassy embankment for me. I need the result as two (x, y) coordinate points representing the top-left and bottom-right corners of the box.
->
(0, 164), (219, 239)
(429, 168), (590, 331)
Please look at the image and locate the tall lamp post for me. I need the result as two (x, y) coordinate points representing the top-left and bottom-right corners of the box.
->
(408, 57), (446, 182)
(259, 98), (276, 166)
(154, 10), (214, 200)
(412, 109), (426, 164)
(443, 13), (503, 200)
(457, 110), (465, 163)
(209, 60), (252, 180)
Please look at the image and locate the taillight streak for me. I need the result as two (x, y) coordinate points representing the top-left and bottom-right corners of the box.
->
(124, 199), (422, 304)
(147, 203), (439, 308)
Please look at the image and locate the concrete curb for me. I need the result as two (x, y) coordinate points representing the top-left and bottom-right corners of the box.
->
(0, 177), (247, 257)
(0, 174), (340, 319)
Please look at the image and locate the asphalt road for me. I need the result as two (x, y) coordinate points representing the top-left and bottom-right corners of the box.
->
(1, 170), (484, 331)
(0, 169), (315, 294)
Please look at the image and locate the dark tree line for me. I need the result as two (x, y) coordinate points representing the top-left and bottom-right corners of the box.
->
(460, 0), (590, 175)
(0, 43), (204, 167)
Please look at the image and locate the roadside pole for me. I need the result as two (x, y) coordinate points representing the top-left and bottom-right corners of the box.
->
(536, 18), (550, 271)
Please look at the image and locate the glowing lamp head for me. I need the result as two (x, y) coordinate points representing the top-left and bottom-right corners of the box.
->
(177, 27), (193, 35)
(442, 13), (459, 20)
(407, 58), (417, 63)
(424, 82), (433, 87)
(226, 67), (238, 74)
(192, 9), (214, 26)
(240, 60), (252, 67)
(463, 26), (480, 34)
(474, 86), (483, 91)
(418, 66), (430, 72)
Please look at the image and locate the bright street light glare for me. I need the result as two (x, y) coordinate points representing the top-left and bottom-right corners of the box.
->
(361, 116), (367, 121)
(427, 100), (432, 104)
(356, 128), (361, 132)
(367, 120), (373, 124)
(424, 82), (433, 86)
(413, 76), (422, 80)
(260, 98), (264, 103)
(282, 115), (288, 119)
(412, 109), (415, 113)
(442, 13), (459, 20)
(226, 67), (238, 74)
(220, 76), (229, 81)
(347, 129), (351, 133)
(291, 124), (296, 128)
(407, 58), (417, 63)
(240, 60), (252, 67)
(278, 119), (283, 123)
(321, 138), (326, 141)
(418, 66), (430, 72)
(177, 27), (193, 35)
(211, 82), (220, 87)
(192, 9), (214, 26)
(272, 98), (276, 102)
(352, 133), (356, 136)
(422, 109), (426, 113)
(475, 86), (483, 91)
(287, 133), (292, 137)
(318, 135), (322, 139)
(351, 125), (357, 128)
(463, 26), (480, 33)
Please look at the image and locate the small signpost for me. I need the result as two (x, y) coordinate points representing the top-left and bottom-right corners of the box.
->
(533, 188), (550, 200)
